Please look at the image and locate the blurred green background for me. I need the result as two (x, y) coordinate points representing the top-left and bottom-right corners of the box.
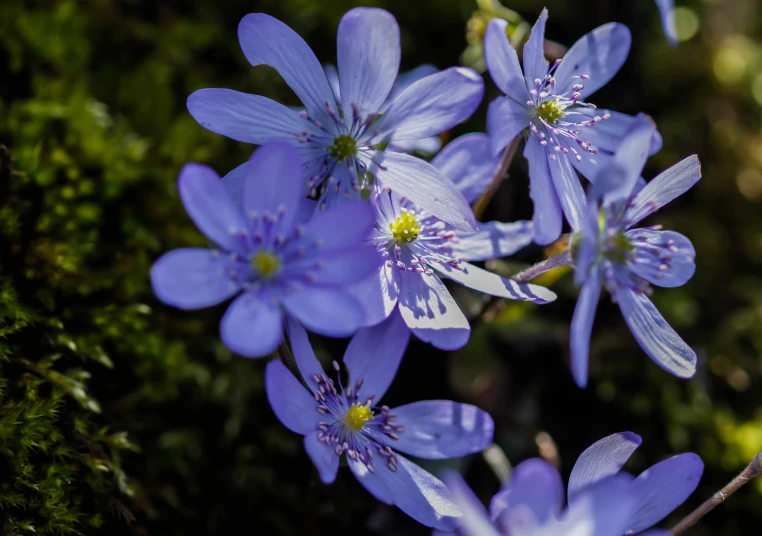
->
(0, 0), (760, 534)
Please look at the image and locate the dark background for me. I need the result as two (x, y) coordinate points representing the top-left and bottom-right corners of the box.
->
(0, 0), (760, 534)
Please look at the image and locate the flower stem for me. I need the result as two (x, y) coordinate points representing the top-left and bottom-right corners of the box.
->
(670, 452), (762, 535)
(512, 249), (572, 282)
(472, 136), (521, 220)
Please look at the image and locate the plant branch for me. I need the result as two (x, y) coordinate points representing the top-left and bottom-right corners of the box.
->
(670, 452), (762, 535)
(472, 136), (521, 220)
(511, 249), (571, 282)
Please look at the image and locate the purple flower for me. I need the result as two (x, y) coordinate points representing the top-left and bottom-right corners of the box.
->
(654, 0), (678, 47)
(570, 117), (701, 387)
(483, 9), (663, 245)
(350, 134), (557, 351)
(187, 8), (483, 230)
(266, 314), (495, 529)
(445, 432), (703, 536)
(150, 142), (378, 358)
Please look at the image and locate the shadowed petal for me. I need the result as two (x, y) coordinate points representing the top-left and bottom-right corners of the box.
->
(347, 263), (400, 327)
(300, 201), (374, 251)
(221, 293), (284, 357)
(178, 163), (248, 254)
(187, 89), (307, 144)
(265, 359), (322, 434)
(624, 156), (701, 226)
(397, 271), (470, 350)
(337, 8), (400, 119)
(391, 401), (494, 459)
(151, 248), (241, 310)
(344, 312), (410, 403)
(444, 472), (501, 536)
(238, 14), (336, 125)
(371, 151), (477, 231)
(627, 229), (696, 288)
(655, 0), (678, 47)
(305, 432), (340, 484)
(244, 142), (304, 236)
(614, 286), (697, 378)
(283, 287), (365, 337)
(453, 220), (533, 261)
(504, 458), (564, 523)
(598, 116), (657, 203)
(284, 315), (325, 385)
(560, 474), (637, 536)
(385, 64), (439, 106)
(627, 453), (704, 533)
(388, 136), (442, 155)
(372, 67), (484, 142)
(484, 19), (531, 103)
(573, 109), (663, 156)
(554, 23), (631, 99)
(524, 136), (563, 245)
(487, 97), (532, 157)
(348, 458), (395, 503)
(568, 432), (642, 503)
(432, 133), (500, 204)
(523, 9), (549, 94)
(548, 144), (586, 232)
(435, 262), (557, 304)
(570, 266), (602, 388)
(286, 246), (381, 286)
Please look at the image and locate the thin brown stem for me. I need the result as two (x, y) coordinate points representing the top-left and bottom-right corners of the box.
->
(472, 136), (521, 220)
(511, 249), (571, 283)
(670, 452), (762, 535)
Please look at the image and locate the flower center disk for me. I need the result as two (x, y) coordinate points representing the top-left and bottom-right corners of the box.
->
(329, 134), (358, 161)
(389, 210), (421, 243)
(251, 249), (281, 279)
(537, 98), (566, 124)
(344, 403), (373, 432)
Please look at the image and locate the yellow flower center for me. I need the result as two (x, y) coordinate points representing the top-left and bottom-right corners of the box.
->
(344, 403), (373, 432)
(537, 99), (566, 124)
(251, 249), (281, 279)
(389, 210), (421, 243)
(329, 134), (357, 161)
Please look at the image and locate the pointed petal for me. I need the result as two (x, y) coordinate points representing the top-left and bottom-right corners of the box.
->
(178, 163), (248, 254)
(431, 133), (500, 204)
(614, 287), (697, 378)
(626, 453), (704, 533)
(391, 401), (494, 459)
(337, 8), (400, 119)
(304, 431), (340, 484)
(238, 14), (336, 125)
(655, 0), (678, 47)
(624, 155), (702, 226)
(265, 359), (322, 434)
(444, 472), (501, 536)
(524, 136), (563, 245)
(484, 19), (531, 103)
(243, 142), (303, 235)
(522, 9), (549, 94)
(487, 97), (532, 157)
(627, 229), (696, 288)
(569, 267), (602, 388)
(548, 145), (586, 232)
(221, 293), (284, 357)
(372, 67), (484, 142)
(434, 262), (557, 304)
(151, 248), (240, 310)
(284, 315), (325, 385)
(553, 23), (631, 99)
(453, 220), (533, 261)
(397, 271), (470, 351)
(283, 287), (365, 338)
(568, 432), (642, 503)
(187, 89), (306, 144)
(598, 116), (657, 204)
(505, 458), (565, 523)
(371, 151), (477, 231)
(346, 263), (400, 327)
(344, 312), (410, 403)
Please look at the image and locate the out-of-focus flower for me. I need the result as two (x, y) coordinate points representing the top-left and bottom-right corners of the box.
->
(188, 8), (483, 230)
(484, 9), (662, 245)
(446, 431), (703, 535)
(150, 142), (377, 357)
(570, 117), (701, 387)
(462, 0), (530, 73)
(351, 134), (557, 350)
(654, 0), (678, 47)
(266, 315), (494, 529)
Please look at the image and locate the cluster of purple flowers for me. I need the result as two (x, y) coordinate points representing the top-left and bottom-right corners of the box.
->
(150, 3), (705, 532)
